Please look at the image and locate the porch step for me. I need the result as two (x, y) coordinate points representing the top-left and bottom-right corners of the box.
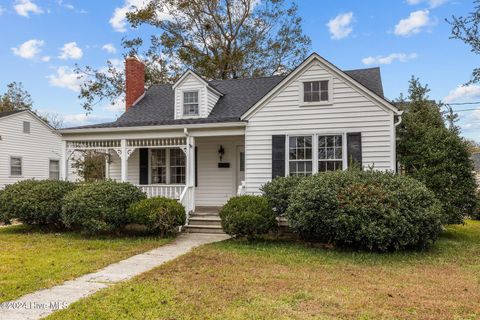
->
(184, 224), (225, 234)
(188, 215), (222, 227)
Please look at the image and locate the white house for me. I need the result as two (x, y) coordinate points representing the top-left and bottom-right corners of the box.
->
(59, 53), (402, 231)
(0, 110), (62, 189)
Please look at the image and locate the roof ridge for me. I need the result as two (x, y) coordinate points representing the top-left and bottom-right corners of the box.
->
(343, 66), (380, 72)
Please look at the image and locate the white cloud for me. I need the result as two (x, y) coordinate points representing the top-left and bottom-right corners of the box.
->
(444, 85), (480, 103)
(62, 113), (114, 127)
(47, 66), (84, 92)
(0, 6), (6, 15)
(58, 42), (83, 60)
(394, 10), (435, 36)
(110, 0), (173, 32)
(41, 55), (51, 62)
(362, 53), (418, 65)
(327, 12), (354, 40)
(102, 43), (117, 54)
(406, 0), (448, 8)
(11, 39), (45, 59)
(14, 0), (43, 17)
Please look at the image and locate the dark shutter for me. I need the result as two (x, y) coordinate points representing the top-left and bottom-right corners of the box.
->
(194, 146), (198, 187)
(139, 148), (149, 185)
(272, 135), (286, 179)
(347, 132), (362, 169)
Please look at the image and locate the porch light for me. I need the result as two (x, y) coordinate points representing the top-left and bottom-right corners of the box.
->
(218, 145), (225, 162)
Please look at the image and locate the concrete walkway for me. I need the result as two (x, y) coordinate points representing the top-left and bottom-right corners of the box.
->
(0, 233), (229, 320)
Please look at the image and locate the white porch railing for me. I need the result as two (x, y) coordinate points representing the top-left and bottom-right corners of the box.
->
(237, 181), (246, 196)
(137, 185), (185, 199)
(179, 185), (195, 223)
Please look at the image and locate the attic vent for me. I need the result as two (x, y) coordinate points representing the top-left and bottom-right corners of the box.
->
(23, 121), (31, 134)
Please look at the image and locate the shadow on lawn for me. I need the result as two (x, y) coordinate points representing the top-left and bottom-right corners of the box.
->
(211, 220), (480, 267)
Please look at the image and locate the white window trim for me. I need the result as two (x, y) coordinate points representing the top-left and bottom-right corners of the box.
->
(49, 158), (60, 180)
(149, 148), (186, 185)
(285, 132), (348, 176)
(181, 89), (201, 119)
(10, 156), (23, 177)
(298, 77), (333, 106)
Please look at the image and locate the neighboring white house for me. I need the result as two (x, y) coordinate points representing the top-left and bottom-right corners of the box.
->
(59, 53), (403, 219)
(0, 110), (62, 189)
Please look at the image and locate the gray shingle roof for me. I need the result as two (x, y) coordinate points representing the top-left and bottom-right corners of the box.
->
(63, 67), (386, 130)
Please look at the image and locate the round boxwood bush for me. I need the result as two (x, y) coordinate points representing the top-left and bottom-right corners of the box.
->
(261, 176), (303, 216)
(0, 179), (77, 228)
(219, 195), (276, 239)
(286, 170), (443, 251)
(61, 180), (146, 234)
(127, 197), (186, 236)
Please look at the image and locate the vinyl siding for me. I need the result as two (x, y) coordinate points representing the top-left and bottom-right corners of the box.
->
(107, 149), (139, 184)
(244, 60), (395, 194)
(195, 135), (244, 206)
(174, 74), (220, 119)
(0, 112), (62, 188)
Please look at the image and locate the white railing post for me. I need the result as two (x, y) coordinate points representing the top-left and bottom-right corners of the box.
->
(61, 140), (68, 181)
(120, 139), (128, 182)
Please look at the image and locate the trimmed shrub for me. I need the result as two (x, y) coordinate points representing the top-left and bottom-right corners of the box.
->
(0, 189), (7, 224)
(61, 180), (146, 234)
(287, 170), (443, 251)
(127, 197), (186, 236)
(219, 195), (276, 239)
(0, 179), (76, 227)
(261, 176), (303, 216)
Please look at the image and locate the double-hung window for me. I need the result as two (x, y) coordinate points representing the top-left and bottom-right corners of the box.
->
(170, 149), (186, 184)
(10, 157), (22, 176)
(151, 149), (167, 184)
(318, 135), (343, 171)
(303, 80), (330, 103)
(288, 136), (313, 176)
(183, 91), (199, 116)
(49, 160), (60, 180)
(150, 148), (186, 184)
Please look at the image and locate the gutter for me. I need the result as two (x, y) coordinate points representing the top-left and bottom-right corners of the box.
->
(59, 121), (247, 135)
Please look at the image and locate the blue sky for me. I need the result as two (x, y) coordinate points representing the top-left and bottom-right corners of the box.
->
(0, 0), (479, 141)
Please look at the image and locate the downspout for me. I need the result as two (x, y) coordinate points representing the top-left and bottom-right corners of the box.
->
(393, 112), (404, 173)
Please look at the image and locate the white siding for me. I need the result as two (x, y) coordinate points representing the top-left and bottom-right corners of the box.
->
(206, 88), (220, 115)
(107, 149), (139, 184)
(195, 136), (244, 206)
(244, 60), (395, 194)
(0, 112), (62, 188)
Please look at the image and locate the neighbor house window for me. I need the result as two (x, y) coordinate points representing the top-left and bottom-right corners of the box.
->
(289, 136), (312, 176)
(23, 121), (30, 134)
(151, 149), (167, 184)
(10, 157), (22, 176)
(183, 91), (199, 116)
(303, 80), (329, 103)
(150, 148), (186, 184)
(170, 149), (186, 184)
(49, 160), (60, 180)
(318, 135), (343, 171)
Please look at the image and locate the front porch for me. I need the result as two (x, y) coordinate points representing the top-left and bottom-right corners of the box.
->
(61, 134), (245, 219)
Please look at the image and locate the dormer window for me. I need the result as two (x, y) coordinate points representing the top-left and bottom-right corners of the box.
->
(183, 91), (199, 116)
(301, 79), (332, 105)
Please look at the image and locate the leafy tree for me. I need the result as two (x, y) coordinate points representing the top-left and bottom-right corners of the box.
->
(448, 0), (480, 83)
(397, 77), (477, 224)
(0, 82), (33, 112)
(72, 151), (107, 182)
(76, 0), (311, 111)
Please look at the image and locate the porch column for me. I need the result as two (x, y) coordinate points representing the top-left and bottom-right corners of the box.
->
(186, 136), (195, 204)
(60, 140), (68, 181)
(120, 139), (128, 182)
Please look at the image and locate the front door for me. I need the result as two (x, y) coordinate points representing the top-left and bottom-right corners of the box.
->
(236, 146), (245, 189)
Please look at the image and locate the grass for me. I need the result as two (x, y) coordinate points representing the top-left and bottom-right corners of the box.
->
(46, 220), (480, 320)
(0, 225), (170, 302)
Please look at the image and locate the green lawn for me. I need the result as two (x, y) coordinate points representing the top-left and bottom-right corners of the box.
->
(47, 220), (480, 320)
(0, 225), (170, 302)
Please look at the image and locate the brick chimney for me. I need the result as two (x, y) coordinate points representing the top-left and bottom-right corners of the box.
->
(125, 56), (145, 111)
